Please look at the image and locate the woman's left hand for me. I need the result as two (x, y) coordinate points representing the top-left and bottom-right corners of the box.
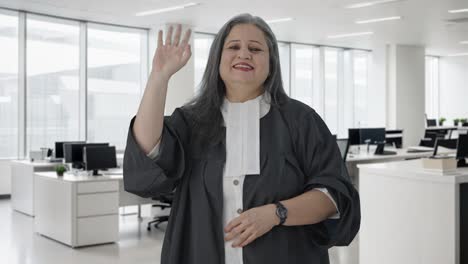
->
(224, 204), (279, 248)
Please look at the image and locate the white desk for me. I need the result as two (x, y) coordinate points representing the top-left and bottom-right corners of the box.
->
(10, 160), (58, 216)
(358, 159), (468, 264)
(34, 171), (153, 248)
(330, 147), (454, 264)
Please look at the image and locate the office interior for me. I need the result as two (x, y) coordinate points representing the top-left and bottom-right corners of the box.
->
(1, 0), (468, 263)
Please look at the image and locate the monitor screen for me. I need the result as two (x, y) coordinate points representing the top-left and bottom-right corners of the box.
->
(457, 134), (468, 160)
(55, 141), (85, 158)
(348, 129), (361, 145)
(348, 128), (386, 145)
(84, 146), (117, 175)
(64, 143), (109, 165)
(360, 128), (386, 144)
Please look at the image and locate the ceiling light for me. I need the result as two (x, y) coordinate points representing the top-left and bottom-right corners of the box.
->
(460, 41), (468, 44)
(265, 17), (294, 24)
(356, 16), (402, 24)
(345, 0), (404, 9)
(448, 8), (468, 14)
(327, 31), (374, 39)
(447, 53), (468, 57)
(136, 3), (199, 16)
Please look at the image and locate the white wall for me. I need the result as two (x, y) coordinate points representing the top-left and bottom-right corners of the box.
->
(0, 160), (12, 195)
(387, 44), (426, 147)
(439, 56), (468, 123)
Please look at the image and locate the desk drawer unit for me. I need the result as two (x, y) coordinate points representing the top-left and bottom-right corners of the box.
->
(77, 192), (118, 217)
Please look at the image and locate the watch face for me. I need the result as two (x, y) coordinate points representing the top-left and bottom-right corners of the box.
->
(277, 206), (287, 218)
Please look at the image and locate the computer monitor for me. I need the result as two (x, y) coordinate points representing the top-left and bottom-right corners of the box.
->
(55, 141), (85, 158)
(348, 129), (362, 145)
(348, 128), (386, 145)
(84, 146), (117, 175)
(427, 119), (437, 127)
(457, 134), (468, 167)
(64, 143), (109, 168)
(360, 128), (386, 144)
(433, 138), (458, 156)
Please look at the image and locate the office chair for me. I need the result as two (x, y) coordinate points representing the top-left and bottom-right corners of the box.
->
(147, 192), (174, 231)
(433, 138), (458, 156)
(419, 131), (445, 147)
(336, 138), (349, 162)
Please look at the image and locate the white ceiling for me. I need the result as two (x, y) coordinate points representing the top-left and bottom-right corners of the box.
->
(1, 0), (468, 56)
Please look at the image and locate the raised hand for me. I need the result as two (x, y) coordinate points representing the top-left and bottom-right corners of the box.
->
(152, 24), (192, 79)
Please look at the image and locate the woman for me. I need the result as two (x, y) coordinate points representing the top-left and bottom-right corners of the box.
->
(124, 13), (360, 264)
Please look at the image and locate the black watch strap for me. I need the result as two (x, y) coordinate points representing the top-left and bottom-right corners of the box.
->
(275, 202), (288, 226)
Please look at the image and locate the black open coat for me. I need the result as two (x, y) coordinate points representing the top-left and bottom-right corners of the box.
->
(123, 98), (360, 264)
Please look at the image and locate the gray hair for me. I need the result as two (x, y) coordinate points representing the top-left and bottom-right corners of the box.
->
(184, 13), (288, 145)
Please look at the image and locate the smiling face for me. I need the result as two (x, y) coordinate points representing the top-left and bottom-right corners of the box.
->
(219, 23), (270, 102)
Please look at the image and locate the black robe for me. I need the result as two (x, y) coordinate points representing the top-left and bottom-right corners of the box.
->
(123, 98), (360, 264)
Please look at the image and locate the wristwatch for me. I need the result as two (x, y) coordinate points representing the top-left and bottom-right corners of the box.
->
(275, 202), (288, 226)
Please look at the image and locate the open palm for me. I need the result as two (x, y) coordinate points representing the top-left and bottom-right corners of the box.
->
(152, 24), (192, 78)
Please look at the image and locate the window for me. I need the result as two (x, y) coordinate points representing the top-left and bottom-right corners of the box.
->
(278, 42), (290, 94)
(291, 44), (316, 108)
(425, 56), (439, 119)
(87, 24), (147, 149)
(324, 48), (339, 134)
(194, 33), (214, 93)
(26, 15), (80, 152)
(0, 11), (18, 158)
(353, 50), (370, 128)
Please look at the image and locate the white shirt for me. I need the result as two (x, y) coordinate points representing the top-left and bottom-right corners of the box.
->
(147, 92), (339, 264)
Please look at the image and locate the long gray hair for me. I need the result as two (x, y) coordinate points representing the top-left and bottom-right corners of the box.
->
(184, 13), (289, 145)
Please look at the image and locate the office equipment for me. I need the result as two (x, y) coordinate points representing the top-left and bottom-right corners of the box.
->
(147, 193), (173, 230)
(64, 143), (109, 168)
(426, 119), (437, 127)
(84, 146), (117, 175)
(385, 129), (403, 148)
(457, 134), (468, 167)
(433, 138), (458, 156)
(336, 138), (349, 162)
(55, 141), (85, 158)
(374, 143), (397, 155)
(348, 128), (386, 145)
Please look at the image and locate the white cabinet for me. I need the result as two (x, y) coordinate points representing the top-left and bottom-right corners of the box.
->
(34, 172), (120, 247)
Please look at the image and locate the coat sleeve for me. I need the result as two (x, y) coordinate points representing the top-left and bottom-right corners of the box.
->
(123, 108), (190, 198)
(295, 110), (360, 248)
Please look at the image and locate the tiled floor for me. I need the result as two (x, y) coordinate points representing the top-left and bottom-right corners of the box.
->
(0, 199), (166, 264)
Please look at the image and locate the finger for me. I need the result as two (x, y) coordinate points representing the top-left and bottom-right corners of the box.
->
(180, 28), (192, 47)
(232, 228), (253, 247)
(225, 216), (242, 233)
(165, 25), (173, 45)
(181, 44), (192, 64)
(157, 30), (163, 48)
(239, 233), (257, 248)
(225, 223), (247, 241)
(173, 24), (182, 46)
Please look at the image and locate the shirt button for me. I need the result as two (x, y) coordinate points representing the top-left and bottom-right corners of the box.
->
(233, 179), (239, 185)
(237, 208), (243, 214)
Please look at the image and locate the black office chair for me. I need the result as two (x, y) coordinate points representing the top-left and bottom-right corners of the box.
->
(419, 131), (445, 147)
(147, 192), (174, 231)
(463, 122), (468, 127)
(336, 138), (349, 162)
(433, 138), (458, 156)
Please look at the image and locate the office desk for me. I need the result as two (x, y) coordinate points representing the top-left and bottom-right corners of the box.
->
(10, 160), (58, 216)
(345, 147), (448, 187)
(358, 159), (468, 264)
(34, 172), (153, 248)
(331, 147), (454, 264)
